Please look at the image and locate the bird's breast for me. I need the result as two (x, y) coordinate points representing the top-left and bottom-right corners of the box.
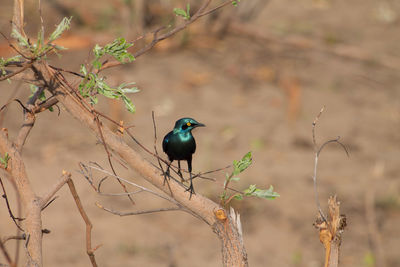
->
(166, 132), (196, 160)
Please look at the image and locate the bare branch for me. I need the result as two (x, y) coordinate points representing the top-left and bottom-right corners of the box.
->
(66, 176), (99, 267)
(0, 128), (42, 267)
(39, 173), (70, 209)
(2, 235), (26, 243)
(0, 238), (16, 267)
(98, 0), (213, 72)
(312, 106), (325, 149)
(0, 177), (24, 230)
(96, 202), (181, 216)
(93, 116), (136, 205)
(0, 62), (33, 82)
(311, 107), (328, 222)
(198, 0), (236, 17)
(83, 163), (178, 204)
(15, 109), (35, 152)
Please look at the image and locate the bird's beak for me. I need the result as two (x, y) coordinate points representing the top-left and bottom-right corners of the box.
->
(194, 122), (205, 128)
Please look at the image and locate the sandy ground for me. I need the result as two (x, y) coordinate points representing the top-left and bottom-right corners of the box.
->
(1, 0), (400, 266)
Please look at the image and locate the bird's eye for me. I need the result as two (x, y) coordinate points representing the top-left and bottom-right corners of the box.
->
(186, 122), (191, 126)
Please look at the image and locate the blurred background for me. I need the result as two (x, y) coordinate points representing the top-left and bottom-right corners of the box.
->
(0, 0), (399, 266)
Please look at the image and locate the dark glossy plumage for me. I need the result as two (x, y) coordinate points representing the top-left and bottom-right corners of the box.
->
(162, 118), (205, 198)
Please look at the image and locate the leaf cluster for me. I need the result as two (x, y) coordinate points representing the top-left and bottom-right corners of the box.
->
(11, 17), (71, 58)
(221, 151), (279, 205)
(79, 38), (137, 113)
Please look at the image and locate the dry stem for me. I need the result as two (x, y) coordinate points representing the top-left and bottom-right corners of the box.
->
(314, 196), (346, 267)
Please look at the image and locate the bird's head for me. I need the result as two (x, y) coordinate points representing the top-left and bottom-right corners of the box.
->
(173, 118), (205, 133)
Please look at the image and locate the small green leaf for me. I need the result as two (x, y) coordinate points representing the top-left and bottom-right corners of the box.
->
(233, 194), (243, 200)
(244, 184), (257, 195)
(244, 185), (279, 200)
(231, 177), (241, 182)
(233, 151), (252, 175)
(0, 152), (10, 169)
(11, 29), (30, 48)
(220, 191), (227, 200)
(121, 95), (135, 113)
(80, 64), (88, 75)
(173, 8), (188, 18)
(49, 17), (72, 42)
(232, 0), (241, 7)
(186, 3), (191, 17)
(0, 55), (22, 67)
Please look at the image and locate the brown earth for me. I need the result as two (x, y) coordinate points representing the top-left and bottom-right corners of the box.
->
(1, 1), (400, 266)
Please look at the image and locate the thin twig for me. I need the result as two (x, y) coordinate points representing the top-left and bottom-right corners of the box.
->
(311, 107), (349, 223)
(98, 0), (213, 72)
(0, 81), (22, 127)
(96, 203), (181, 216)
(0, 62), (33, 81)
(2, 235), (26, 243)
(198, 0), (236, 17)
(0, 177), (24, 231)
(83, 163), (177, 204)
(152, 111), (173, 196)
(312, 106), (325, 151)
(15, 108), (35, 152)
(67, 177), (100, 267)
(93, 115), (136, 205)
(39, 173), (70, 209)
(0, 238), (16, 267)
(312, 107), (327, 222)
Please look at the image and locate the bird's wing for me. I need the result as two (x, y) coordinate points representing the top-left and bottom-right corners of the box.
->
(162, 132), (170, 153)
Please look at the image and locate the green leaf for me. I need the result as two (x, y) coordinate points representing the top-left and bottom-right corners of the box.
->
(0, 152), (10, 169)
(11, 29), (30, 48)
(220, 191), (227, 200)
(35, 28), (44, 54)
(0, 55), (22, 67)
(233, 151), (252, 175)
(232, 0), (241, 7)
(243, 184), (257, 195)
(1, 55), (22, 80)
(231, 177), (241, 182)
(244, 185), (280, 200)
(53, 44), (68, 51)
(233, 194), (243, 200)
(121, 94), (135, 113)
(174, 8), (188, 18)
(80, 64), (88, 75)
(186, 3), (191, 17)
(49, 17), (72, 42)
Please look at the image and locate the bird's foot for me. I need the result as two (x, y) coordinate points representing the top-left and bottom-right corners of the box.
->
(185, 184), (195, 200)
(162, 170), (170, 185)
(177, 169), (185, 182)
